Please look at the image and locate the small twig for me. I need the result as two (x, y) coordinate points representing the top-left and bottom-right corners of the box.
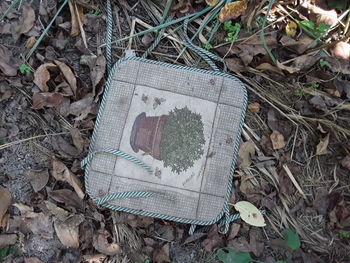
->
(260, 0), (276, 64)
(74, 2), (88, 50)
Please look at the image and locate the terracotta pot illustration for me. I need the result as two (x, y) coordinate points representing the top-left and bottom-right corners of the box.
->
(130, 107), (206, 174)
(130, 112), (169, 160)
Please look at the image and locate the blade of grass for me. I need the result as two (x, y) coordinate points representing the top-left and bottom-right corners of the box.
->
(99, 5), (213, 48)
(0, 0), (20, 22)
(25, 0), (69, 60)
(260, 0), (276, 64)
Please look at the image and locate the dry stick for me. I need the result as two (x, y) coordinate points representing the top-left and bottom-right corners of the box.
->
(74, 2), (88, 50)
(283, 164), (307, 199)
(0, 132), (69, 151)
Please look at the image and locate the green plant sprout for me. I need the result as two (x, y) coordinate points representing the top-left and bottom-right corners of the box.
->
(299, 20), (330, 38)
(319, 59), (330, 67)
(202, 43), (213, 50)
(223, 21), (241, 43)
(88, 9), (101, 15)
(0, 137), (5, 145)
(19, 64), (30, 74)
(294, 89), (302, 97)
(310, 81), (319, 90)
(216, 229), (301, 263)
(340, 231), (350, 239)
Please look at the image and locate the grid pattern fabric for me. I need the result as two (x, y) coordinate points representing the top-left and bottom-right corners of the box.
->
(87, 58), (246, 223)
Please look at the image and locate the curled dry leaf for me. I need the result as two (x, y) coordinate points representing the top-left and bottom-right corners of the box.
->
(54, 214), (84, 248)
(0, 187), (11, 227)
(248, 102), (261, 113)
(340, 156), (350, 171)
(32, 92), (63, 109)
(68, 0), (84, 37)
(238, 141), (255, 169)
(33, 63), (57, 92)
(49, 189), (84, 211)
(16, 5), (36, 34)
(202, 225), (224, 252)
(69, 94), (94, 120)
(70, 128), (85, 153)
(25, 36), (37, 49)
(25, 169), (50, 192)
(0, 45), (17, 76)
(330, 41), (350, 60)
(52, 159), (85, 199)
(219, 0), (248, 23)
(234, 201), (266, 227)
(270, 130), (286, 150)
(316, 133), (330, 155)
(54, 60), (77, 97)
(93, 230), (122, 256)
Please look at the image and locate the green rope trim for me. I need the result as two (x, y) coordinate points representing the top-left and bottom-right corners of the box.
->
(83, 56), (248, 232)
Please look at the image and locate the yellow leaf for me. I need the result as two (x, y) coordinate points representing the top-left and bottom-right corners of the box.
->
(205, 0), (219, 6)
(315, 133), (330, 155)
(234, 201), (266, 227)
(285, 21), (297, 38)
(219, 0), (248, 23)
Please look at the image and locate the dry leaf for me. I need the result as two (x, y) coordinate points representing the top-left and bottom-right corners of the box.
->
(16, 5), (36, 34)
(219, 0), (248, 23)
(227, 223), (241, 240)
(33, 63), (57, 92)
(14, 204), (54, 239)
(52, 159), (85, 199)
(82, 254), (107, 263)
(225, 58), (246, 73)
(49, 189), (84, 211)
(279, 34), (315, 54)
(285, 21), (297, 38)
(248, 102), (261, 113)
(316, 133), (330, 155)
(234, 201), (266, 227)
(24, 258), (45, 263)
(25, 169), (50, 192)
(153, 243), (171, 263)
(70, 128), (85, 153)
(227, 236), (252, 252)
(249, 227), (264, 257)
(0, 187), (11, 227)
(330, 42), (350, 60)
(205, 0), (219, 6)
(0, 234), (17, 249)
(68, 0), (84, 37)
(54, 214), (84, 248)
(238, 141), (255, 168)
(201, 225), (224, 252)
(69, 94), (94, 120)
(270, 130), (286, 150)
(308, 4), (337, 26)
(25, 36), (36, 49)
(54, 60), (77, 97)
(340, 156), (350, 171)
(93, 230), (122, 256)
(0, 45), (17, 76)
(32, 92), (64, 109)
(90, 50), (106, 96)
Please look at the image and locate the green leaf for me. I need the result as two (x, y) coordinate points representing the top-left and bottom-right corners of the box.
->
(283, 229), (301, 251)
(216, 248), (253, 263)
(300, 20), (315, 31)
(19, 64), (30, 74)
(319, 59), (330, 67)
(0, 247), (10, 260)
(316, 23), (330, 34)
(294, 89), (302, 97)
(0, 137), (5, 145)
